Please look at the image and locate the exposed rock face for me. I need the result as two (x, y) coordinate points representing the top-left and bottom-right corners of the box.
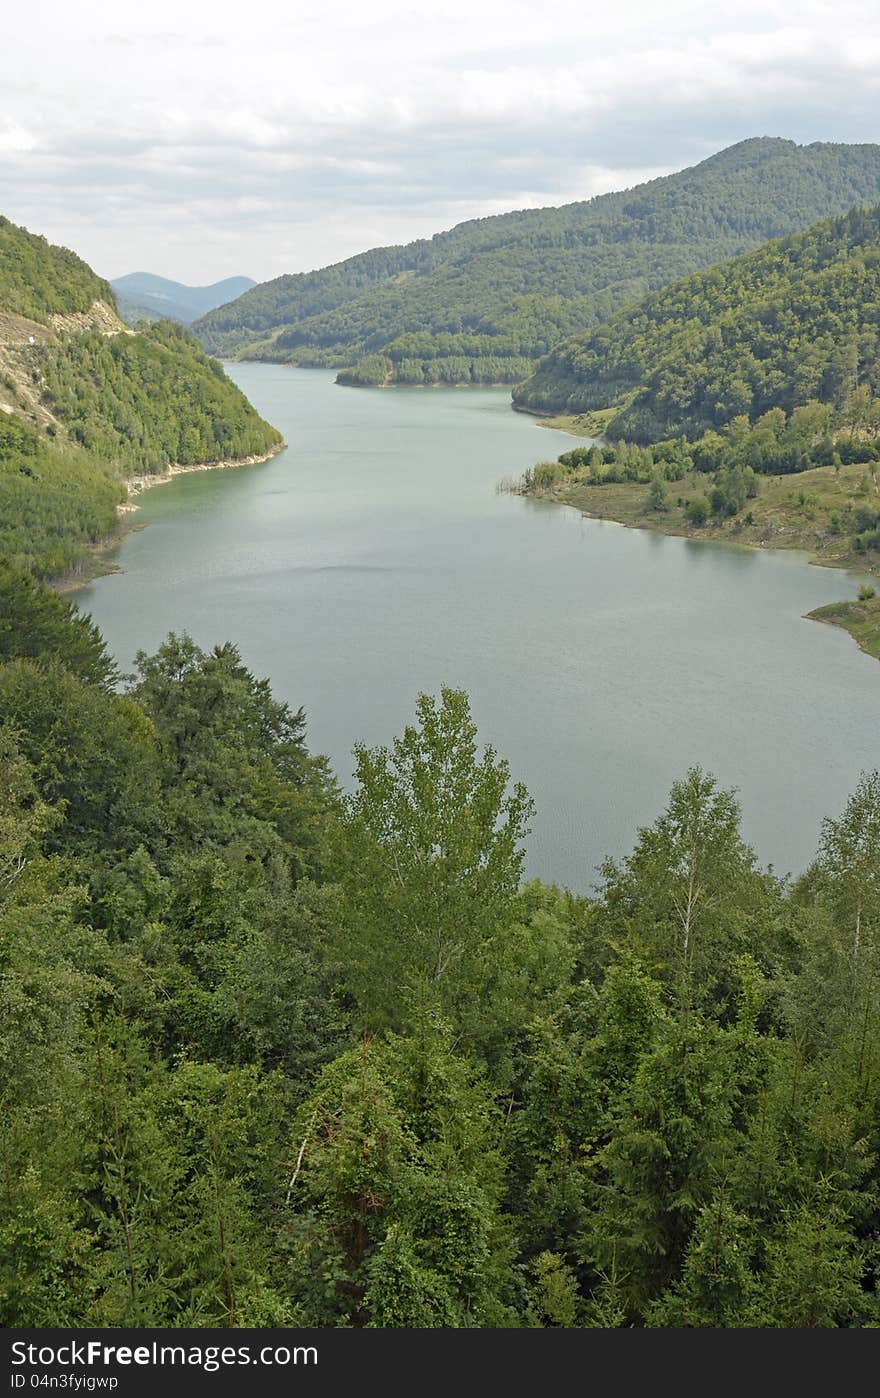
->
(48, 299), (128, 337)
(0, 300), (128, 433)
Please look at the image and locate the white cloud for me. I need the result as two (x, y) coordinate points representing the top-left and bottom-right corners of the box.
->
(0, 122), (38, 154)
(1, 1), (879, 281)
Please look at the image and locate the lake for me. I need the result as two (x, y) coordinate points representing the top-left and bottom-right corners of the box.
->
(79, 365), (879, 891)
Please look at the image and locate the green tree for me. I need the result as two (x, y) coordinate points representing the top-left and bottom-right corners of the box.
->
(332, 688), (534, 1038)
(597, 768), (774, 1001)
(130, 634), (334, 872)
(816, 771), (880, 986)
(0, 564), (118, 688)
(686, 495), (710, 526)
(646, 474), (669, 512)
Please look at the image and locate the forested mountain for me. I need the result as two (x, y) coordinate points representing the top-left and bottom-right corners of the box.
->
(514, 205), (880, 438)
(0, 218), (280, 577)
(193, 139), (880, 385)
(111, 272), (257, 325)
(2, 571), (879, 1328)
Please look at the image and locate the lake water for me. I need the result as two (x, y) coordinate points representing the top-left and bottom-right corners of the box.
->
(79, 366), (879, 891)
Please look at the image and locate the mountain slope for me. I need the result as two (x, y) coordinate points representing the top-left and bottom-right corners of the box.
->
(0, 219), (280, 578)
(193, 139), (880, 385)
(112, 272), (257, 325)
(0, 216), (113, 322)
(513, 204), (880, 440)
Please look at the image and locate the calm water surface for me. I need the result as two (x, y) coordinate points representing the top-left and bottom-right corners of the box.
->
(80, 366), (879, 890)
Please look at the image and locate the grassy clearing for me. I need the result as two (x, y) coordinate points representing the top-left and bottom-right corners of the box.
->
(545, 460), (880, 573)
(808, 594), (880, 662)
(537, 408), (619, 438)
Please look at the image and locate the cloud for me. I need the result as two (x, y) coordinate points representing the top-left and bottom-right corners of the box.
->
(0, 123), (38, 154)
(1, 0), (879, 280)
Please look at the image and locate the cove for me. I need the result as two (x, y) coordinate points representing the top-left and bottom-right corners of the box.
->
(78, 365), (879, 892)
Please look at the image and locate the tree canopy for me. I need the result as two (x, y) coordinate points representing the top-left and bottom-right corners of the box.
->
(2, 573), (879, 1327)
(515, 205), (880, 439)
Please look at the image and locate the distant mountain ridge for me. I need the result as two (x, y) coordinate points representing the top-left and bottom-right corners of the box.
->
(191, 138), (880, 386)
(111, 273), (257, 325)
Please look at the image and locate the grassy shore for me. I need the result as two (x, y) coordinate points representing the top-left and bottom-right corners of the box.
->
(537, 408), (620, 438)
(807, 594), (880, 661)
(521, 452), (880, 661)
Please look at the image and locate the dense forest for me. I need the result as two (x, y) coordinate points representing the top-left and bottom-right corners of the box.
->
(0, 415), (126, 580)
(0, 216), (113, 323)
(37, 322), (283, 472)
(1, 568), (878, 1328)
(193, 139), (880, 385)
(0, 218), (281, 578)
(514, 206), (880, 438)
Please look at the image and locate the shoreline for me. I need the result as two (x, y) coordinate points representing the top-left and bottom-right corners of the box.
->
(119, 440), (286, 513)
(53, 441), (286, 594)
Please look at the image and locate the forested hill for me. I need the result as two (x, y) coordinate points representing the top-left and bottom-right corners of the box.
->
(513, 204), (880, 439)
(0, 217), (281, 578)
(0, 215), (114, 322)
(192, 138), (880, 386)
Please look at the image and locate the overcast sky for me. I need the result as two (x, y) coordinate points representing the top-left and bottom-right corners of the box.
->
(3, 0), (879, 284)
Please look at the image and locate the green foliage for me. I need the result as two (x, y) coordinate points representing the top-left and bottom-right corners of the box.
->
(2, 574), (879, 1328)
(0, 421), (125, 579)
(195, 139), (880, 384)
(595, 768), (777, 1002)
(0, 658), (160, 852)
(517, 205), (880, 439)
(130, 632), (336, 873)
(330, 688), (535, 1048)
(0, 561), (118, 686)
(646, 473), (669, 512)
(286, 1031), (515, 1327)
(0, 216), (113, 322)
(38, 321), (281, 473)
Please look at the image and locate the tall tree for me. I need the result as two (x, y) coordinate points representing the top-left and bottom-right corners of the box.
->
(332, 688), (534, 1038)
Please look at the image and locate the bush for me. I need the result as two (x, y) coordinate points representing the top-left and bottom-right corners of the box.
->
(686, 496), (710, 526)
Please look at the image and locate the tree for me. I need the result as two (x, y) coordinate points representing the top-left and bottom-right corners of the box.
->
(647, 1196), (758, 1327)
(331, 689), (534, 1038)
(816, 771), (880, 981)
(686, 496), (709, 526)
(130, 634), (334, 871)
(583, 1016), (738, 1316)
(0, 563), (118, 689)
(0, 659), (160, 852)
(645, 474), (668, 512)
(596, 768), (774, 1001)
(284, 1033), (515, 1327)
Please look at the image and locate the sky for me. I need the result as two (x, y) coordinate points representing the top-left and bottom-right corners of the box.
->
(2, 0), (880, 285)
